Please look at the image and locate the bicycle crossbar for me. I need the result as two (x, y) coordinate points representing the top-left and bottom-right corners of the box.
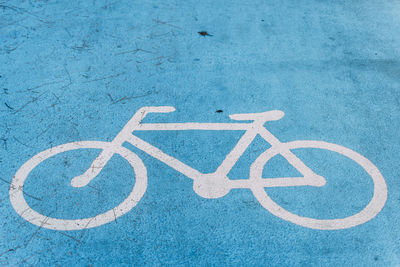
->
(136, 123), (251, 131)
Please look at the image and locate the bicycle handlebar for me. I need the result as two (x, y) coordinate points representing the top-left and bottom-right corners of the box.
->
(142, 106), (176, 113)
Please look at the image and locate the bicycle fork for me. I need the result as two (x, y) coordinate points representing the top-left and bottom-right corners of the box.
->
(69, 107), (172, 187)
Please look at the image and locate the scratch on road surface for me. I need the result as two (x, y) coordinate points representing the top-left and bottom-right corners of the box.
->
(83, 72), (126, 83)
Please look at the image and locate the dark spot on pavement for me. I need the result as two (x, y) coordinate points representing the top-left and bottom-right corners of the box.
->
(216, 110), (223, 113)
(374, 256), (379, 261)
(198, 31), (212, 37)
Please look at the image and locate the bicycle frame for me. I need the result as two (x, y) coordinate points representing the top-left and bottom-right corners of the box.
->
(71, 106), (325, 198)
(11, 106), (387, 230)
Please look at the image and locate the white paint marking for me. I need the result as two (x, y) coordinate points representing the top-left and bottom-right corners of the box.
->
(10, 106), (387, 230)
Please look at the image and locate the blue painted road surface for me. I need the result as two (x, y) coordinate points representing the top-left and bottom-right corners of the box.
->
(1, 0), (400, 266)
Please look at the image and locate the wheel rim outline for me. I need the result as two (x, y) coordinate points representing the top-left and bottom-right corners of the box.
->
(10, 141), (148, 231)
(250, 140), (387, 230)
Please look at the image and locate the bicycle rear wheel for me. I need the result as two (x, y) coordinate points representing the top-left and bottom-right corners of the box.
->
(249, 140), (387, 230)
(10, 141), (147, 231)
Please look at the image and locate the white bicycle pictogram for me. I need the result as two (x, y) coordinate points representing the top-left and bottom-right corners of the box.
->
(10, 106), (387, 231)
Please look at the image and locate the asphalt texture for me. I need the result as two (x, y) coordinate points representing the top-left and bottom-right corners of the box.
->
(1, 0), (400, 266)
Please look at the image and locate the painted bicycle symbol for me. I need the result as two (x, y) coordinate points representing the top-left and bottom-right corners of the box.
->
(10, 106), (387, 231)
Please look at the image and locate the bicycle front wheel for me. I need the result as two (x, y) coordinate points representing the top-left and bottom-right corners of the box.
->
(249, 140), (387, 230)
(10, 141), (147, 231)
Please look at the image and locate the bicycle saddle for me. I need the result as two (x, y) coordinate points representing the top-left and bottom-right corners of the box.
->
(229, 110), (284, 121)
